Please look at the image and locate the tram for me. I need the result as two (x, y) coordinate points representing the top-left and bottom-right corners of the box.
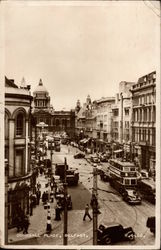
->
(108, 158), (138, 194)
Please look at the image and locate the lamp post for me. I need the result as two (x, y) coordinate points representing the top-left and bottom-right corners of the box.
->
(91, 164), (98, 245)
(63, 157), (68, 245)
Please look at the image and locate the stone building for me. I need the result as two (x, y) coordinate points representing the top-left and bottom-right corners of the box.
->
(93, 97), (115, 152)
(5, 76), (33, 228)
(111, 81), (134, 144)
(131, 71), (156, 174)
(32, 79), (75, 139)
(75, 95), (115, 152)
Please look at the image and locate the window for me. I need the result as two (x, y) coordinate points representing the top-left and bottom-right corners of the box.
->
(149, 108), (151, 121)
(149, 94), (152, 104)
(113, 109), (119, 116)
(5, 114), (9, 139)
(15, 149), (24, 176)
(144, 109), (147, 121)
(16, 113), (24, 136)
(125, 179), (130, 185)
(56, 119), (60, 127)
(125, 109), (129, 116)
(131, 179), (136, 185)
(125, 121), (129, 129)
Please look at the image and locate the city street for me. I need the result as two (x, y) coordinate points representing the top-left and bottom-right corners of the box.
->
(12, 144), (155, 246)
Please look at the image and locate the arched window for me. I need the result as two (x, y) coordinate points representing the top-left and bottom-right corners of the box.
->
(16, 113), (24, 136)
(56, 119), (60, 127)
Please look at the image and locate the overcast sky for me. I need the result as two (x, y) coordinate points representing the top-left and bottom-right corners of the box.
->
(2, 0), (160, 110)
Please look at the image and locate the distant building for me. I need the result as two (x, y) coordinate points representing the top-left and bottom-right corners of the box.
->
(5, 76), (33, 228)
(93, 97), (115, 152)
(75, 95), (115, 152)
(32, 79), (75, 138)
(131, 71), (156, 174)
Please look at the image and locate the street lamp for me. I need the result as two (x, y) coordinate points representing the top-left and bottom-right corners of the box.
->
(91, 164), (98, 245)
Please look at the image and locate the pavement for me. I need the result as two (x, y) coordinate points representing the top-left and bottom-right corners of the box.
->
(8, 174), (62, 244)
(8, 169), (106, 245)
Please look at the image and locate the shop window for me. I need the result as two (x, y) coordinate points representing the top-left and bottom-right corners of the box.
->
(16, 113), (24, 137)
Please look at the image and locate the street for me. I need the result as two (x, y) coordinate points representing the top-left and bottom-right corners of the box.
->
(13, 144), (155, 246)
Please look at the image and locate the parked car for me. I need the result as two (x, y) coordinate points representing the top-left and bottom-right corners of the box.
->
(100, 167), (110, 182)
(146, 216), (155, 235)
(97, 223), (135, 245)
(56, 194), (72, 210)
(90, 155), (101, 163)
(74, 152), (85, 159)
(122, 189), (142, 205)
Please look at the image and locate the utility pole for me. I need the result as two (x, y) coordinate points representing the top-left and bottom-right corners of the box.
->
(92, 164), (98, 245)
(63, 157), (68, 245)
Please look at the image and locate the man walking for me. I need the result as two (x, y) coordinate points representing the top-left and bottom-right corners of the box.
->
(83, 204), (92, 221)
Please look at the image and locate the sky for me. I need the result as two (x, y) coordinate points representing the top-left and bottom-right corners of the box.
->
(2, 0), (160, 110)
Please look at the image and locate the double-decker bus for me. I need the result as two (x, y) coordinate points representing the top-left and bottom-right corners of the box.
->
(108, 159), (138, 194)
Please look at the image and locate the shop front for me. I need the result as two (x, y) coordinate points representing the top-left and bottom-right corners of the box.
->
(8, 177), (31, 228)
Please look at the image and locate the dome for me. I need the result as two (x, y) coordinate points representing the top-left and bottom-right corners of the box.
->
(33, 79), (48, 94)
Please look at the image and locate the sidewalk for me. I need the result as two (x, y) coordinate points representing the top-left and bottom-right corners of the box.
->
(8, 174), (62, 244)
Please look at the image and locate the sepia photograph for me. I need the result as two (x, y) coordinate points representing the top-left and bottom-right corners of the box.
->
(0, 0), (160, 249)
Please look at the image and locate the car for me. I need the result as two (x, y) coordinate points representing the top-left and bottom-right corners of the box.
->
(99, 153), (111, 162)
(100, 168), (110, 182)
(140, 170), (149, 179)
(97, 223), (135, 245)
(122, 189), (142, 205)
(56, 194), (72, 210)
(90, 155), (101, 163)
(74, 152), (85, 159)
(146, 216), (155, 235)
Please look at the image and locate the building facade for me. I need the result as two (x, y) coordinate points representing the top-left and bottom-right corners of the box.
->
(75, 95), (115, 152)
(111, 81), (134, 144)
(5, 77), (33, 228)
(32, 79), (75, 139)
(131, 71), (156, 175)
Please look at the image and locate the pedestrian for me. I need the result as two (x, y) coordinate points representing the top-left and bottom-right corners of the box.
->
(23, 215), (30, 234)
(83, 204), (92, 221)
(36, 189), (41, 205)
(54, 203), (61, 221)
(30, 201), (33, 216)
(37, 181), (41, 189)
(45, 191), (49, 202)
(42, 191), (46, 204)
(16, 215), (23, 232)
(32, 194), (37, 207)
